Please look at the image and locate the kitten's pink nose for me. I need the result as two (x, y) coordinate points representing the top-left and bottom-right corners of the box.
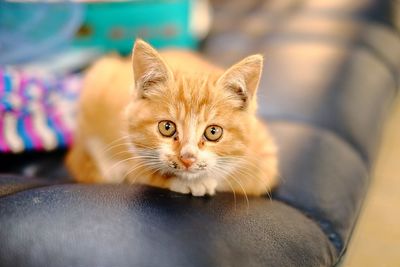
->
(180, 153), (197, 168)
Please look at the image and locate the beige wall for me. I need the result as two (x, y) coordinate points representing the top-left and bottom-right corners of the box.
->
(345, 97), (400, 266)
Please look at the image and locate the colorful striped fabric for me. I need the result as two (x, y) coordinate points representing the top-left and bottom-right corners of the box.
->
(0, 67), (81, 153)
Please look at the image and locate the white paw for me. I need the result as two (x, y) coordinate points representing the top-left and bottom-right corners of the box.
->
(169, 179), (190, 194)
(190, 178), (217, 196)
(188, 183), (207, 196)
(169, 178), (217, 197)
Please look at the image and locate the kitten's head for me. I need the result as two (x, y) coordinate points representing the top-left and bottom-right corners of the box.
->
(125, 40), (263, 181)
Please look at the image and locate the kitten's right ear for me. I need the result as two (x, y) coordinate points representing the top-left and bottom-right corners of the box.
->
(132, 39), (173, 98)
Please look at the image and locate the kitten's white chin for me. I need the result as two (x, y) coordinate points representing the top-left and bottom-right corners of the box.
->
(176, 170), (207, 181)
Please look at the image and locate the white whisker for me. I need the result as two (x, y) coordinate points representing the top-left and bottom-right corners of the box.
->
(101, 135), (132, 153)
(218, 155), (278, 199)
(208, 168), (237, 210)
(212, 163), (249, 212)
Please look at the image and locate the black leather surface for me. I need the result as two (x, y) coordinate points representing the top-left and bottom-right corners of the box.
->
(270, 122), (368, 252)
(0, 175), (50, 198)
(258, 43), (397, 164)
(0, 0), (399, 266)
(0, 184), (336, 267)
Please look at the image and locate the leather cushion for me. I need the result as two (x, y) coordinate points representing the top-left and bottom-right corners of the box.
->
(269, 121), (368, 251)
(0, 184), (336, 267)
(0, 175), (50, 198)
(258, 41), (397, 164)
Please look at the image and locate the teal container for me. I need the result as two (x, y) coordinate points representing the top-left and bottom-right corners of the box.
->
(73, 0), (197, 54)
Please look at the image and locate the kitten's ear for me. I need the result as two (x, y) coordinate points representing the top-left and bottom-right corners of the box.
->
(132, 39), (173, 98)
(217, 55), (263, 110)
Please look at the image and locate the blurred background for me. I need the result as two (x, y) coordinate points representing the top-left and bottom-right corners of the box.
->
(0, 0), (210, 70)
(0, 0), (399, 266)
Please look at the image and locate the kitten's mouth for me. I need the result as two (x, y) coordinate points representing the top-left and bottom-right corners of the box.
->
(182, 167), (198, 172)
(164, 160), (208, 179)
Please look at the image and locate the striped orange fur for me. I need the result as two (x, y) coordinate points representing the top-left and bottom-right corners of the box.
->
(66, 39), (278, 196)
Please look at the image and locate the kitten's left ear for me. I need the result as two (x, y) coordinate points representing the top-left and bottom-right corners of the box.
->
(216, 55), (263, 110)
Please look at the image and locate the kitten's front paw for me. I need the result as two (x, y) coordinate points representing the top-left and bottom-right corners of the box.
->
(169, 178), (217, 197)
(169, 180), (191, 195)
(188, 179), (217, 196)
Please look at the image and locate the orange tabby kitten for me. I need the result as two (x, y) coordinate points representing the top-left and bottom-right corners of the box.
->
(66, 39), (278, 196)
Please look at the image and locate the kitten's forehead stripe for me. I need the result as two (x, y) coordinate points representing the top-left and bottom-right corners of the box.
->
(170, 75), (225, 120)
(181, 112), (197, 144)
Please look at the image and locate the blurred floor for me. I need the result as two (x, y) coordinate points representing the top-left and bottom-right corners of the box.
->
(344, 97), (400, 266)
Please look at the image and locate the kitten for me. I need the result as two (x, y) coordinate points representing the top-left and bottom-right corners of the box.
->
(66, 39), (278, 196)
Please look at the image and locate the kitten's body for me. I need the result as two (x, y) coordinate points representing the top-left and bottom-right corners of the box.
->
(66, 40), (278, 196)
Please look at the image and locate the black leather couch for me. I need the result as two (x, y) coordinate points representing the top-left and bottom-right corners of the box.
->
(1, 1), (399, 266)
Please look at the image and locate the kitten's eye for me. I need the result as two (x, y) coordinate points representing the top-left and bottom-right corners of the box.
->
(158, 120), (176, 137)
(204, 125), (223, 142)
